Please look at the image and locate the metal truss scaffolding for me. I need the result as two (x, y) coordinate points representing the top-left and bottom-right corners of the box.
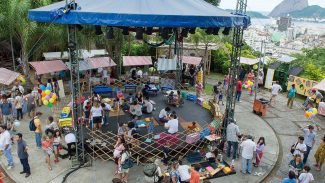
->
(223, 0), (248, 138)
(68, 21), (86, 164)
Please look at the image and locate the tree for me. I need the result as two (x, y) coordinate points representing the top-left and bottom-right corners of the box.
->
(0, 0), (66, 75)
(204, 0), (221, 6)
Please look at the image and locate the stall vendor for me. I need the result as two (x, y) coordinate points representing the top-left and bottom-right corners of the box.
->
(158, 107), (171, 123)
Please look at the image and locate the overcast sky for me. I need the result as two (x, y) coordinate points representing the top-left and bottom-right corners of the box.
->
(220, 0), (325, 12)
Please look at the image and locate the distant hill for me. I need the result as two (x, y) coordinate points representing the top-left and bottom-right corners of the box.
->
(269, 0), (308, 17)
(246, 11), (268, 19)
(290, 5), (325, 18)
(225, 9), (268, 19)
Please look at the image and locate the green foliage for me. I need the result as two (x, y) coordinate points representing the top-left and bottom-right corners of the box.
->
(303, 64), (325, 81)
(210, 41), (259, 74)
(291, 47), (325, 81)
(122, 42), (151, 56)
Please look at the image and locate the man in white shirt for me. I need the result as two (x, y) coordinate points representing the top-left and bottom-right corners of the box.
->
(240, 135), (256, 174)
(158, 107), (171, 123)
(269, 81), (282, 106)
(298, 165), (314, 183)
(65, 132), (76, 160)
(226, 120), (240, 159)
(177, 162), (191, 182)
(293, 136), (307, 160)
(0, 125), (14, 169)
(164, 114), (178, 134)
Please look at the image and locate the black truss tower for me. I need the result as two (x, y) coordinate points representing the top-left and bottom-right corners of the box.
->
(223, 0), (248, 138)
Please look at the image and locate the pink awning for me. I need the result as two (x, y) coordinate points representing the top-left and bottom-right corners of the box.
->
(313, 79), (325, 92)
(240, 57), (259, 65)
(30, 60), (68, 75)
(182, 56), (202, 65)
(123, 56), (152, 66)
(0, 68), (20, 85)
(87, 57), (116, 69)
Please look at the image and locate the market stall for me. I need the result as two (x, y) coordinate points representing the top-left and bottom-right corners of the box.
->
(0, 68), (21, 86)
(313, 79), (325, 116)
(30, 60), (68, 97)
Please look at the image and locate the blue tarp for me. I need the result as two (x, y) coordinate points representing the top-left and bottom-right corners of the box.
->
(28, 0), (250, 28)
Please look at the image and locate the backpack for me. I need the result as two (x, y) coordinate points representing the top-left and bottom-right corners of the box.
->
(143, 163), (157, 177)
(121, 152), (133, 169)
(29, 119), (36, 131)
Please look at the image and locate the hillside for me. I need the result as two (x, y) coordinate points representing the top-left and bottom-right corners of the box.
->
(246, 11), (268, 19)
(290, 5), (325, 18)
(269, 0), (308, 17)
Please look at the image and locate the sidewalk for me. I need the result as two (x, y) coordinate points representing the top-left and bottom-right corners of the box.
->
(0, 92), (280, 183)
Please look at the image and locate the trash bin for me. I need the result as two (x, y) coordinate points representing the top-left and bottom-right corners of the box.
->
(253, 98), (269, 116)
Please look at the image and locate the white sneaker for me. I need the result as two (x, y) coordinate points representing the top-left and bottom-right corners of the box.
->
(7, 166), (13, 170)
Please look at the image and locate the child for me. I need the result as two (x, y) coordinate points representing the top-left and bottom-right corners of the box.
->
(147, 118), (155, 140)
(53, 130), (62, 163)
(42, 136), (53, 170)
(196, 82), (203, 97)
(117, 123), (125, 136)
(187, 122), (197, 132)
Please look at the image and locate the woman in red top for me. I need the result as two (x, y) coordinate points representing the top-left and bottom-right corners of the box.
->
(42, 135), (53, 170)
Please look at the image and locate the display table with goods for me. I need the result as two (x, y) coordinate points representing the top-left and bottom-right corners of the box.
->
(192, 160), (236, 180)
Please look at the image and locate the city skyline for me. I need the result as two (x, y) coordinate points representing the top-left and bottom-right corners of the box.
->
(220, 0), (325, 12)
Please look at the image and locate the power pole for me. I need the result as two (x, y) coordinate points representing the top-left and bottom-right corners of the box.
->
(223, 0), (248, 137)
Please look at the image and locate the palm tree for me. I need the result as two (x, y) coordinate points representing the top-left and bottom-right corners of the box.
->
(0, 0), (66, 75)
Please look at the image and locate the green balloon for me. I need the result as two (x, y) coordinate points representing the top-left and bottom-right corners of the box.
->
(48, 103), (53, 108)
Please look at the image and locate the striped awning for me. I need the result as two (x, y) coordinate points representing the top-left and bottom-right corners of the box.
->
(87, 57), (116, 69)
(123, 56), (152, 66)
(30, 60), (68, 75)
(240, 57), (259, 65)
(0, 68), (21, 85)
(182, 56), (202, 65)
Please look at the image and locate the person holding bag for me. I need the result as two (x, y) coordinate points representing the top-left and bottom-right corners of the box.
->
(119, 146), (133, 183)
(254, 137), (265, 167)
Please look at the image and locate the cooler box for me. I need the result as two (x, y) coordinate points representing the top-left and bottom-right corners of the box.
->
(253, 98), (269, 116)
(187, 94), (197, 102)
(186, 133), (200, 144)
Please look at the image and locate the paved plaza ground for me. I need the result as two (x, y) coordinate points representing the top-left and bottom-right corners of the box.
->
(0, 87), (324, 183)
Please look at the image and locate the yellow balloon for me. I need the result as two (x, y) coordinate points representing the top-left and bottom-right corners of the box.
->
(45, 90), (51, 95)
(312, 108), (318, 114)
(49, 98), (55, 104)
(52, 94), (57, 99)
(43, 100), (49, 106)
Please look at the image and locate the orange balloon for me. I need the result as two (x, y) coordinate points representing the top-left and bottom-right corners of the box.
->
(53, 101), (57, 105)
(41, 91), (46, 97)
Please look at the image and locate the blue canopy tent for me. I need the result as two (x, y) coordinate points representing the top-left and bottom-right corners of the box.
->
(28, 0), (250, 28)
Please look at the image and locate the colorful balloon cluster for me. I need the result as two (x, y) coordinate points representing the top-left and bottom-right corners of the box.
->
(305, 108), (318, 118)
(39, 85), (57, 108)
(242, 80), (254, 91)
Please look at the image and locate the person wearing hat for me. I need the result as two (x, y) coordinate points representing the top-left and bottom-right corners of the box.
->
(287, 84), (297, 109)
(311, 89), (323, 108)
